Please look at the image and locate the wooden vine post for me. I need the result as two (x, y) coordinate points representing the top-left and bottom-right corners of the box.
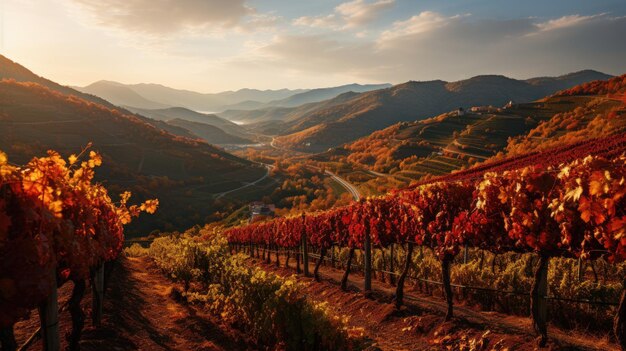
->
(363, 226), (372, 293)
(314, 247), (326, 282)
(275, 245), (280, 267)
(330, 245), (336, 268)
(379, 247), (386, 283)
(68, 279), (87, 351)
(463, 245), (469, 264)
(531, 254), (549, 347)
(614, 277), (626, 350)
(394, 242), (414, 309)
(341, 248), (356, 291)
(577, 258), (584, 282)
(92, 263), (105, 327)
(442, 256), (454, 321)
(39, 268), (60, 351)
(389, 244), (396, 286)
(302, 232), (310, 277)
(296, 244), (301, 274)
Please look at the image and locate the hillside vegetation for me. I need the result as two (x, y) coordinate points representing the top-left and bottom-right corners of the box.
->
(167, 118), (254, 145)
(266, 71), (610, 152)
(0, 79), (266, 234)
(317, 74), (626, 194)
(126, 106), (250, 139)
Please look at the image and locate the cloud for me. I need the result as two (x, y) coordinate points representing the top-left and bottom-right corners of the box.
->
(535, 13), (606, 32)
(336, 0), (395, 28)
(260, 35), (376, 74)
(259, 12), (626, 83)
(238, 12), (282, 32)
(293, 0), (394, 30)
(66, 0), (253, 35)
(292, 14), (340, 29)
(379, 11), (468, 41)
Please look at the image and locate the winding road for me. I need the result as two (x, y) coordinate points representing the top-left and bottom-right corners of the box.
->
(262, 135), (361, 200)
(214, 163), (274, 199)
(324, 170), (361, 200)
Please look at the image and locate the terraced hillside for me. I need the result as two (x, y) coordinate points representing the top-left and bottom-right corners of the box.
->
(267, 71), (611, 152)
(318, 75), (626, 194)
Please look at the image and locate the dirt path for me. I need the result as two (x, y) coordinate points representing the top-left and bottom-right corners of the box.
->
(248, 250), (618, 351)
(13, 257), (249, 351)
(12, 252), (617, 351)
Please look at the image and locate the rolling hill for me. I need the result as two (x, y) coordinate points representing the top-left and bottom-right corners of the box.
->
(317, 74), (626, 194)
(0, 55), (199, 139)
(263, 83), (392, 108)
(0, 55), (125, 108)
(125, 106), (250, 138)
(219, 91), (362, 126)
(79, 80), (170, 109)
(266, 70), (611, 152)
(76, 80), (307, 112)
(166, 118), (254, 145)
(0, 55), (267, 234)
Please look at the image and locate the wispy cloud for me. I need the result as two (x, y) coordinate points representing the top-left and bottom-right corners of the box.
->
(258, 13), (626, 83)
(535, 13), (606, 32)
(293, 14), (340, 30)
(65, 0), (258, 35)
(336, 0), (395, 28)
(379, 11), (469, 41)
(293, 0), (394, 30)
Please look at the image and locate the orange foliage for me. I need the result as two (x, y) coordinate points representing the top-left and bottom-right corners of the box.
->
(556, 74), (626, 97)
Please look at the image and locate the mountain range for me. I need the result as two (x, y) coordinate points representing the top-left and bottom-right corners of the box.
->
(125, 106), (252, 141)
(76, 80), (307, 111)
(263, 70), (612, 152)
(0, 54), (265, 233)
(2, 52), (620, 230)
(317, 74), (626, 194)
(75, 81), (392, 113)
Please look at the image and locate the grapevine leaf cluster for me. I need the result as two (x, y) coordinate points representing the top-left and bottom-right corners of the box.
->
(226, 153), (626, 266)
(0, 148), (158, 327)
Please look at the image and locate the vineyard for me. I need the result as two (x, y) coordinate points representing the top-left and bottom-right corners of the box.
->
(131, 229), (361, 350)
(225, 131), (626, 348)
(0, 147), (157, 350)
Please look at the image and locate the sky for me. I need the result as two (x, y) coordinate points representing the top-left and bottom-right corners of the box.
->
(1, 0), (626, 92)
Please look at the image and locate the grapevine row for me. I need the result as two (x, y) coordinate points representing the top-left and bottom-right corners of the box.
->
(412, 129), (626, 188)
(0, 147), (157, 349)
(225, 152), (626, 347)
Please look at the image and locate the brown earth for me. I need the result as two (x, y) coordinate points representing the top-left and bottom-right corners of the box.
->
(247, 248), (618, 351)
(11, 252), (618, 351)
(13, 257), (250, 351)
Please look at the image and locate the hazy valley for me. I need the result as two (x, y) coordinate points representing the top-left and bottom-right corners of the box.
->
(2, 2), (626, 349)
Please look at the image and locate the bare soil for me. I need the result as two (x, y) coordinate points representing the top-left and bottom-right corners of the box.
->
(248, 250), (618, 351)
(13, 256), (250, 351)
(12, 252), (618, 351)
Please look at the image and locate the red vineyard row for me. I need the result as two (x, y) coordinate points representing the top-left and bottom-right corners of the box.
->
(412, 130), (626, 188)
(226, 151), (626, 264)
(0, 147), (157, 328)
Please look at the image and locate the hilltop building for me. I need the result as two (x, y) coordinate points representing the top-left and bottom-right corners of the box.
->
(249, 202), (275, 222)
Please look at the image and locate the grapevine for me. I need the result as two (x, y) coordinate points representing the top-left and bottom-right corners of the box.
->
(0, 147), (157, 328)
